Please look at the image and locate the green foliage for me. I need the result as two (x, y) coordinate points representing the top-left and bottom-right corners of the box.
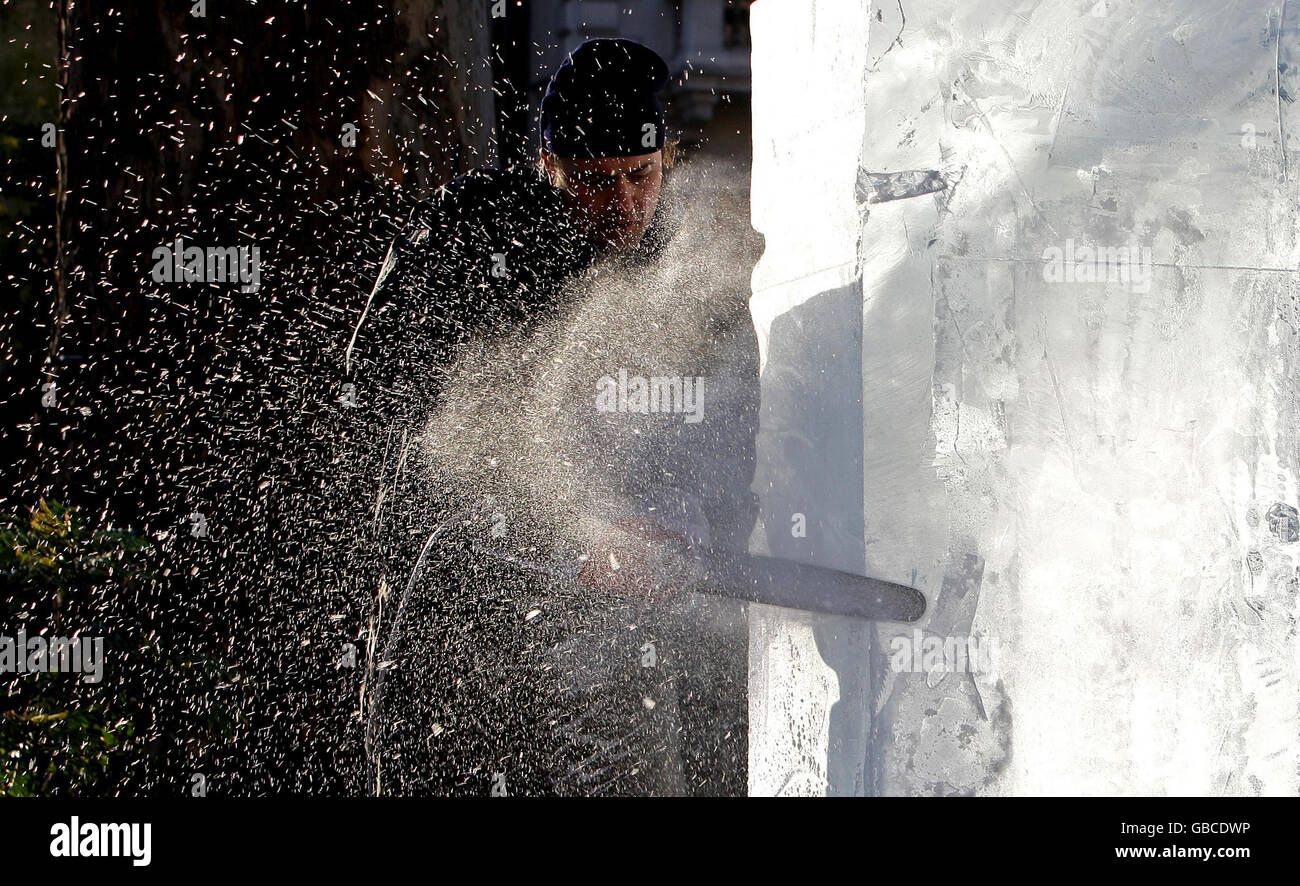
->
(0, 500), (237, 796)
(1, 498), (150, 583)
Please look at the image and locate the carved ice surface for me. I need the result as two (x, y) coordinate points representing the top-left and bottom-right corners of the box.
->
(749, 0), (1300, 796)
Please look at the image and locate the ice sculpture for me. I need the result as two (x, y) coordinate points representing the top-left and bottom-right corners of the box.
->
(749, 0), (1300, 795)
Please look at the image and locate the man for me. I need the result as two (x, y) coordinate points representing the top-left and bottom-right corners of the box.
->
(365, 37), (716, 601)
(361, 38), (673, 408)
(360, 38), (758, 796)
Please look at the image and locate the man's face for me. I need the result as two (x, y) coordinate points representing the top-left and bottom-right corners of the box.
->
(549, 151), (663, 252)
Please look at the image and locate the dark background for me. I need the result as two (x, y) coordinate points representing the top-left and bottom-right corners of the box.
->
(0, 0), (751, 795)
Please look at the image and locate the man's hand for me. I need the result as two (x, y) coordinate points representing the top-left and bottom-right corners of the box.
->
(576, 517), (694, 603)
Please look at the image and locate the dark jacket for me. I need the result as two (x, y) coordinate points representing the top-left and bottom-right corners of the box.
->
(357, 164), (674, 427)
(361, 162), (753, 796)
